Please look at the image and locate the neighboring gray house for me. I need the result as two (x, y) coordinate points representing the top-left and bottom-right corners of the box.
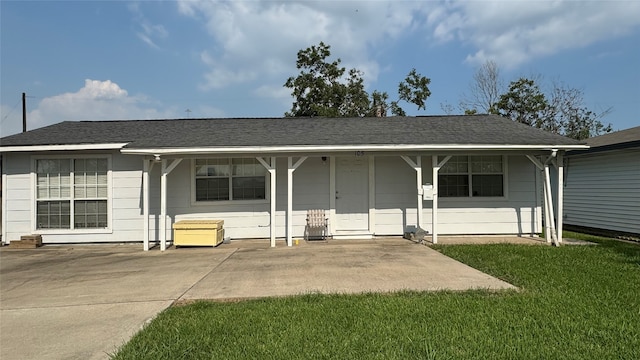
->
(563, 126), (640, 237)
(0, 115), (586, 250)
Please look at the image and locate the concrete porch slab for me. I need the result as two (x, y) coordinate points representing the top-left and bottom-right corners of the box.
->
(180, 238), (515, 302)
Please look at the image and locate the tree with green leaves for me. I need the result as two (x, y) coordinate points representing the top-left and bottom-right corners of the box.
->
(397, 68), (431, 114)
(369, 90), (390, 117)
(284, 42), (431, 117)
(548, 82), (612, 140)
(284, 42), (358, 117)
(495, 78), (554, 131)
(494, 77), (612, 139)
(458, 61), (612, 140)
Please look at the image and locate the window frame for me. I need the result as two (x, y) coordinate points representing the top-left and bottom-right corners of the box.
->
(191, 158), (270, 206)
(438, 155), (508, 200)
(31, 155), (112, 233)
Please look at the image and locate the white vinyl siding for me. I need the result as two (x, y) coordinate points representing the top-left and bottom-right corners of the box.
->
(2, 152), (542, 245)
(2, 153), (31, 243)
(563, 148), (640, 234)
(374, 155), (538, 236)
(3, 152), (149, 244)
(171, 157), (329, 240)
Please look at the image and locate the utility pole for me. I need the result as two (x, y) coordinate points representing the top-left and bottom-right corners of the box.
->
(22, 92), (27, 132)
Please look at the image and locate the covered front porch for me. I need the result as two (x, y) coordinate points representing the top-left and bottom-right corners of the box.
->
(136, 149), (568, 252)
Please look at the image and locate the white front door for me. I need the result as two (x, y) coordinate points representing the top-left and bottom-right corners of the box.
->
(335, 156), (369, 231)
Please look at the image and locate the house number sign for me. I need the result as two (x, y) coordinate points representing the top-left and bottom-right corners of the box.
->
(355, 151), (365, 157)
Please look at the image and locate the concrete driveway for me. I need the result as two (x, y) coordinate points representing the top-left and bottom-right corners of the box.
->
(0, 238), (514, 360)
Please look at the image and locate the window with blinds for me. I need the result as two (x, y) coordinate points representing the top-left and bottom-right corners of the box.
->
(36, 157), (109, 229)
(195, 158), (266, 202)
(439, 155), (505, 198)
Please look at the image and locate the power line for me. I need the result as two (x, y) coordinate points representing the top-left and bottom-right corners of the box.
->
(1, 93), (37, 131)
(1, 98), (22, 125)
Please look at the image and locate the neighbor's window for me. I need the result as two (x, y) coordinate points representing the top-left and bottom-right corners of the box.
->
(36, 158), (109, 229)
(195, 158), (266, 201)
(439, 155), (504, 197)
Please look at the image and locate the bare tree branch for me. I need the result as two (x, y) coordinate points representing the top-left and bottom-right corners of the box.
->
(459, 60), (504, 114)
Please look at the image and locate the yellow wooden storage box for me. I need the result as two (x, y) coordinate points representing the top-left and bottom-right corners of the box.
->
(173, 220), (224, 247)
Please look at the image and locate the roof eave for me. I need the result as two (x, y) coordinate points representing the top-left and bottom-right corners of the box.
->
(568, 140), (640, 156)
(120, 144), (589, 156)
(0, 143), (129, 153)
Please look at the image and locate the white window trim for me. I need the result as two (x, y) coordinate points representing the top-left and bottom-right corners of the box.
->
(31, 154), (113, 234)
(190, 158), (270, 206)
(438, 155), (509, 201)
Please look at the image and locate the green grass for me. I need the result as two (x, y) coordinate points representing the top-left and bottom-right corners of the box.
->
(111, 233), (640, 359)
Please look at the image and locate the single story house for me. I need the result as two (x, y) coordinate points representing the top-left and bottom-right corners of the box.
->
(0, 115), (586, 250)
(562, 126), (640, 237)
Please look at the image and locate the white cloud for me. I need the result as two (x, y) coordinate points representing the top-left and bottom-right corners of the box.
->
(253, 84), (292, 108)
(137, 23), (168, 49)
(72, 79), (128, 100)
(199, 51), (257, 89)
(0, 80), (179, 136)
(167, 0), (640, 126)
(129, 1), (168, 49)
(426, 0), (640, 68)
(175, 0), (640, 92)
(176, 0), (424, 90)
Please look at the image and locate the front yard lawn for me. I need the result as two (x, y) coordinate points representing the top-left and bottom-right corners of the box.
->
(111, 233), (639, 359)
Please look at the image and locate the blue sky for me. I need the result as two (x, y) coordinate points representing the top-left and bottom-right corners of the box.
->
(1, 0), (639, 137)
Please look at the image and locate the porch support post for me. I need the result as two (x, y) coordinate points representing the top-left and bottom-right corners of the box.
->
(543, 163), (558, 245)
(143, 158), (150, 251)
(1, 154), (7, 245)
(526, 153), (559, 246)
(416, 157), (422, 229)
(401, 155), (423, 229)
(432, 156), (439, 244)
(287, 156), (307, 247)
(257, 157), (277, 247)
(271, 157), (277, 246)
(431, 155), (451, 244)
(160, 158), (182, 251)
(542, 167), (552, 244)
(160, 160), (167, 251)
(556, 152), (564, 244)
(526, 155), (547, 241)
(329, 156), (336, 236)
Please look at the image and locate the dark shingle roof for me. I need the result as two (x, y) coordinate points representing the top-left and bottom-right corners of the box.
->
(1, 115), (583, 150)
(585, 126), (640, 149)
